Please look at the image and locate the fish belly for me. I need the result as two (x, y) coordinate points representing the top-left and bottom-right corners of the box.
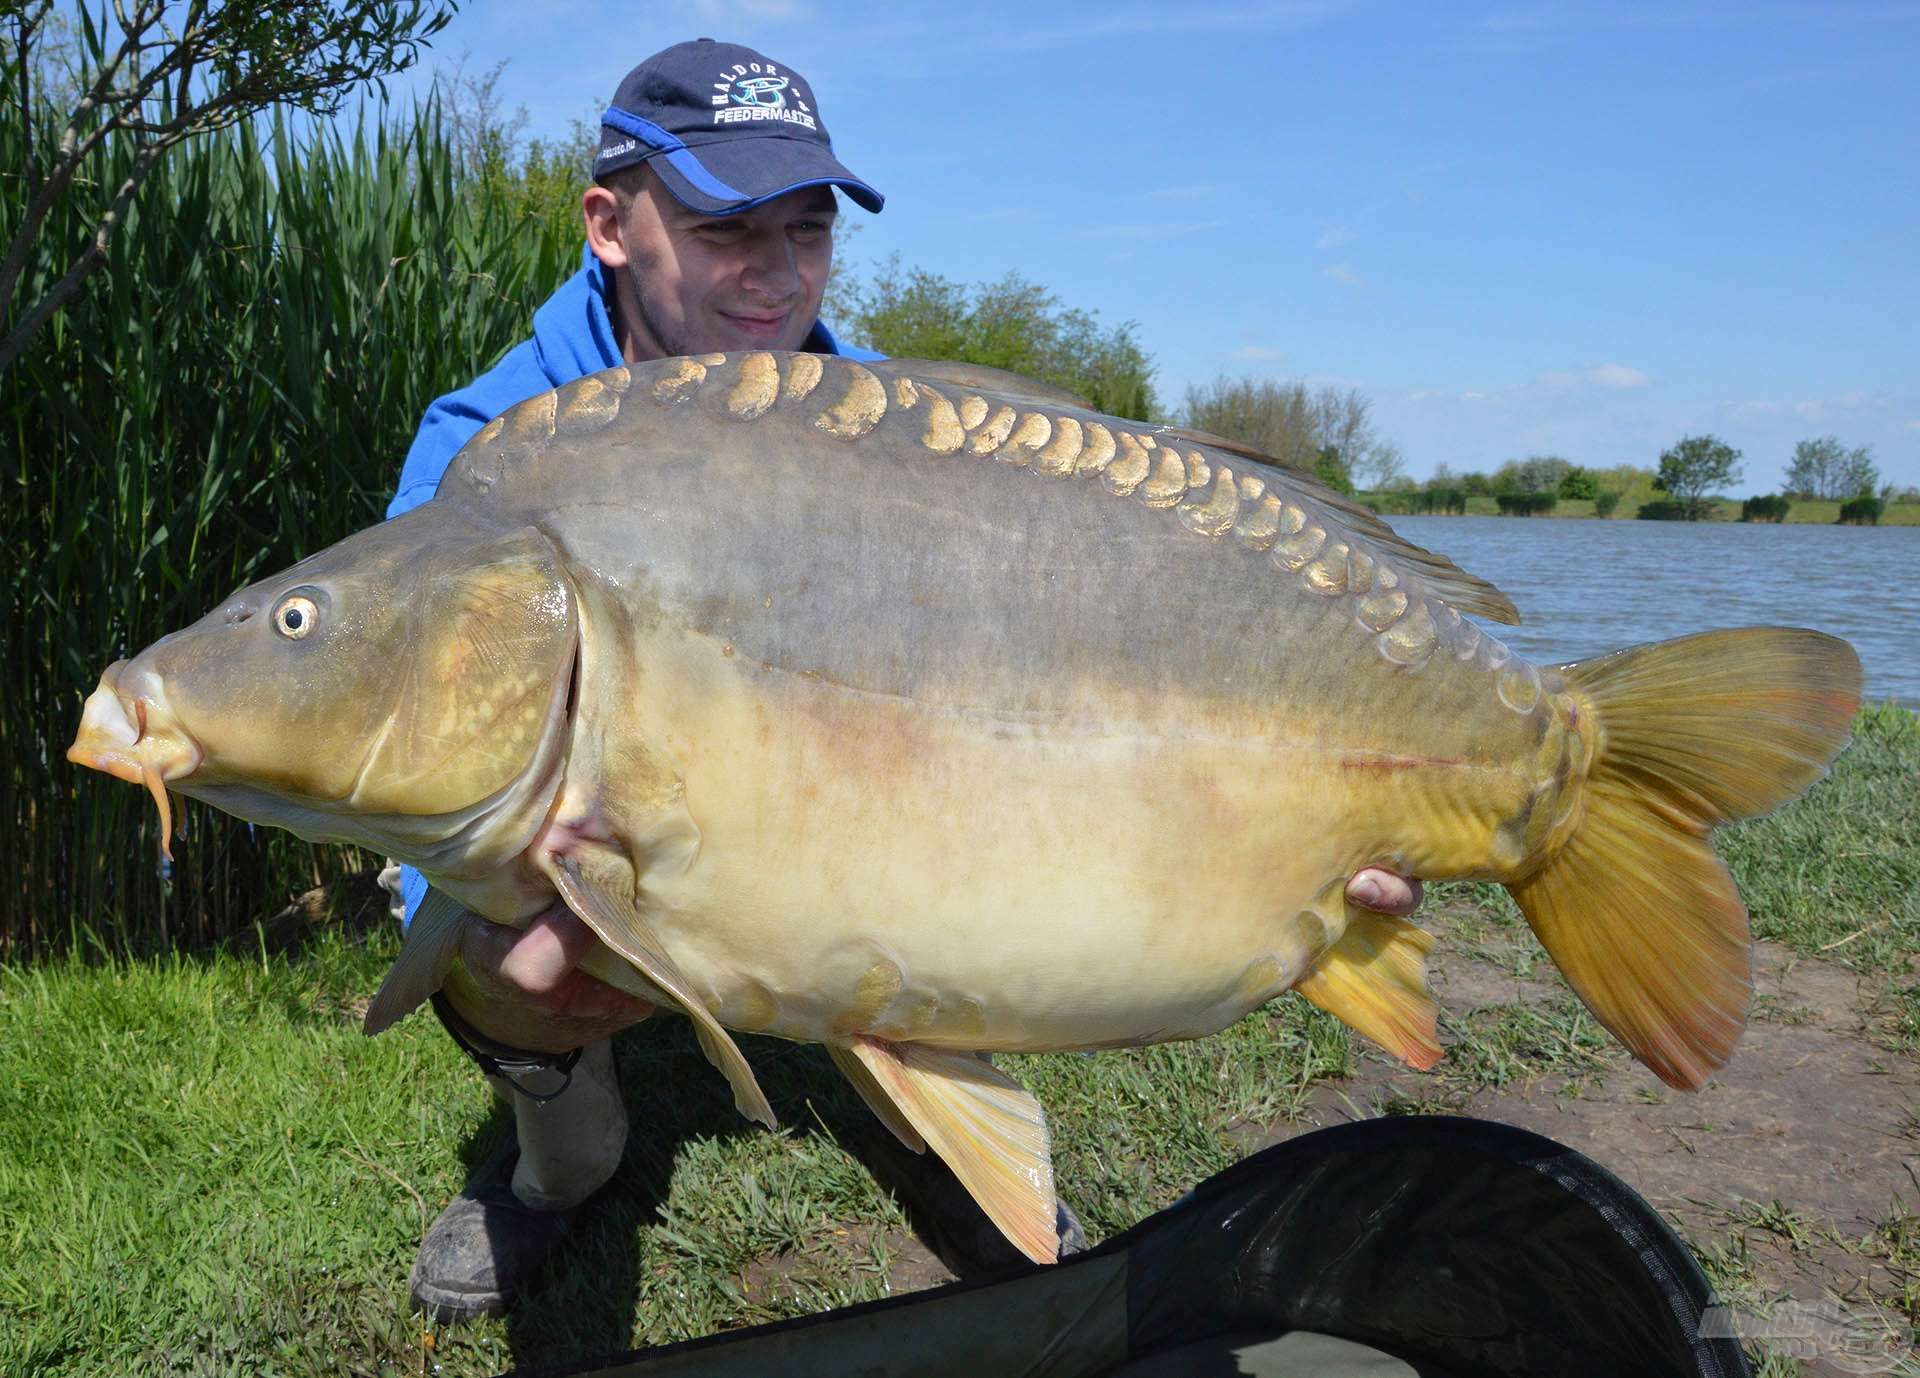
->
(604, 617), (1548, 1053)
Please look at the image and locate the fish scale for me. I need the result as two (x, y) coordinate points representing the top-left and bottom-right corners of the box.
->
(68, 351), (1862, 1264)
(472, 351), (1516, 687)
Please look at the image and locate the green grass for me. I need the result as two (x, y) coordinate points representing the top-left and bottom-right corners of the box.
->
(0, 927), (1355, 1376)
(1722, 704), (1920, 985)
(3, 707), (1912, 1374)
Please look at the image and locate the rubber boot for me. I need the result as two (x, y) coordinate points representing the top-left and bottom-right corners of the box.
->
(409, 1037), (629, 1322)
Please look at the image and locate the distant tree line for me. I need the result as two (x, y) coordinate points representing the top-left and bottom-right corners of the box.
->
(1363, 430), (1907, 525)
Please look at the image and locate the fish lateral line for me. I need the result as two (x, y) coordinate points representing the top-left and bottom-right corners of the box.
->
(1338, 751), (1469, 773)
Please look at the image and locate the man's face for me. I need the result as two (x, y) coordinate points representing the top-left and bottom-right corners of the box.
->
(593, 172), (838, 361)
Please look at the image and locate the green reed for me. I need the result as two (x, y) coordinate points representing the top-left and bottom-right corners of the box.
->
(0, 98), (579, 957)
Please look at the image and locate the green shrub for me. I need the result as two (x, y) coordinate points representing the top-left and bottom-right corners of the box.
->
(1556, 466), (1599, 500)
(0, 101), (579, 957)
(1741, 494), (1791, 522)
(1593, 491), (1621, 518)
(1636, 500), (1689, 521)
(1495, 491), (1557, 516)
(1839, 496), (1886, 526)
(1402, 485), (1466, 515)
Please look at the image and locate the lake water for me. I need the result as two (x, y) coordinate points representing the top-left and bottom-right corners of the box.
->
(1388, 517), (1920, 707)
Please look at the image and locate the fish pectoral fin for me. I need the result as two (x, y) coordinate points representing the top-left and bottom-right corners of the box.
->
(364, 886), (468, 1036)
(1294, 909), (1443, 1071)
(844, 1037), (1058, 1265)
(543, 849), (777, 1130)
(827, 1043), (927, 1153)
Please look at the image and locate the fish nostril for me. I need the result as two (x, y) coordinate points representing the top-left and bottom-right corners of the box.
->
(225, 604), (253, 626)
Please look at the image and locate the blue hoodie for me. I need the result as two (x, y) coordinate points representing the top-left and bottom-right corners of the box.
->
(390, 242), (880, 924)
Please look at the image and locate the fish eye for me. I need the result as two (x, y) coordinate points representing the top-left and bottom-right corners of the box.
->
(274, 594), (319, 640)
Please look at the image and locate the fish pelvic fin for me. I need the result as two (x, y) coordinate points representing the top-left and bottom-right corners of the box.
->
(364, 886), (469, 1036)
(1511, 627), (1861, 1091)
(843, 1038), (1059, 1265)
(543, 850), (777, 1129)
(827, 1043), (927, 1153)
(1294, 910), (1442, 1071)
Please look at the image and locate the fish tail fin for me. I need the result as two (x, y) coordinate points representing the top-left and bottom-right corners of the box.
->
(1508, 627), (1860, 1090)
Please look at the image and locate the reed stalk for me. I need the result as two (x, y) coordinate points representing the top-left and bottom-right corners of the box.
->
(0, 95), (578, 956)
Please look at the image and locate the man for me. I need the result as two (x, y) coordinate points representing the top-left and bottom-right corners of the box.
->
(387, 37), (1424, 1324)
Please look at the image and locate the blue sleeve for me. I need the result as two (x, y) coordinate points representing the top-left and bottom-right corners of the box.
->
(387, 337), (556, 521)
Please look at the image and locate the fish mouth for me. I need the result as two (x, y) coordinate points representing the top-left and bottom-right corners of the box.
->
(67, 661), (203, 860)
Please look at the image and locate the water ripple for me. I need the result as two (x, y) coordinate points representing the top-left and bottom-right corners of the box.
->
(1393, 516), (1920, 706)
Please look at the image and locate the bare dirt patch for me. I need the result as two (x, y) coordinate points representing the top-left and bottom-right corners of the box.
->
(735, 1225), (954, 1309)
(1270, 922), (1920, 1373)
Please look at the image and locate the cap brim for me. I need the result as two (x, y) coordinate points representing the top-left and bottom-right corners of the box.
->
(646, 134), (884, 215)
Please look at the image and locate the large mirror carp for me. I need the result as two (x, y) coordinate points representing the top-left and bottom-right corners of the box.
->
(69, 353), (1862, 1262)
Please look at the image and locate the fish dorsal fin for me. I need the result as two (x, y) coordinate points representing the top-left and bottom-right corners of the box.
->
(543, 850), (777, 1129)
(879, 359), (1093, 411)
(1293, 910), (1443, 1070)
(827, 1043), (927, 1153)
(364, 886), (469, 1036)
(843, 1037), (1059, 1264)
(1154, 423), (1522, 625)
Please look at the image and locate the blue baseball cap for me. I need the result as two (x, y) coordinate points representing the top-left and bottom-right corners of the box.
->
(594, 39), (884, 216)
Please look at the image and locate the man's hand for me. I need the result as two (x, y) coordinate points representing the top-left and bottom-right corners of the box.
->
(442, 906), (656, 1053)
(1346, 867), (1424, 917)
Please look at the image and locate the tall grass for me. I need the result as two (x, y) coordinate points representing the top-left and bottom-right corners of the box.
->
(0, 99), (579, 957)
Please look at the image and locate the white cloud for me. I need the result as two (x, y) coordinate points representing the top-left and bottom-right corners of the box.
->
(1321, 263), (1358, 284)
(1587, 363), (1650, 389)
(1230, 345), (1287, 361)
(1534, 363), (1650, 391)
(1315, 225), (1354, 249)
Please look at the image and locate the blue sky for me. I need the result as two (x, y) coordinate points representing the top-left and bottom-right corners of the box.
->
(387, 0), (1919, 492)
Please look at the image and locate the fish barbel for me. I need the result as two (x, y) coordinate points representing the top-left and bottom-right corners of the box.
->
(68, 353), (1862, 1262)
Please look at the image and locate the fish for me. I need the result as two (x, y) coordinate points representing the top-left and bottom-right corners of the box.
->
(68, 352), (1863, 1264)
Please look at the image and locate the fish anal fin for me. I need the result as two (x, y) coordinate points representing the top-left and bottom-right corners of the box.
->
(364, 886), (469, 1036)
(1294, 910), (1442, 1070)
(827, 1043), (927, 1153)
(845, 1037), (1058, 1265)
(542, 849), (777, 1129)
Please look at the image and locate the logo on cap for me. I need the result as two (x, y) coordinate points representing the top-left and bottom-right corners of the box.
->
(709, 61), (817, 130)
(733, 75), (788, 107)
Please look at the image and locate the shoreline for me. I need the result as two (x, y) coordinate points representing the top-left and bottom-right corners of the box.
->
(1361, 497), (1920, 525)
